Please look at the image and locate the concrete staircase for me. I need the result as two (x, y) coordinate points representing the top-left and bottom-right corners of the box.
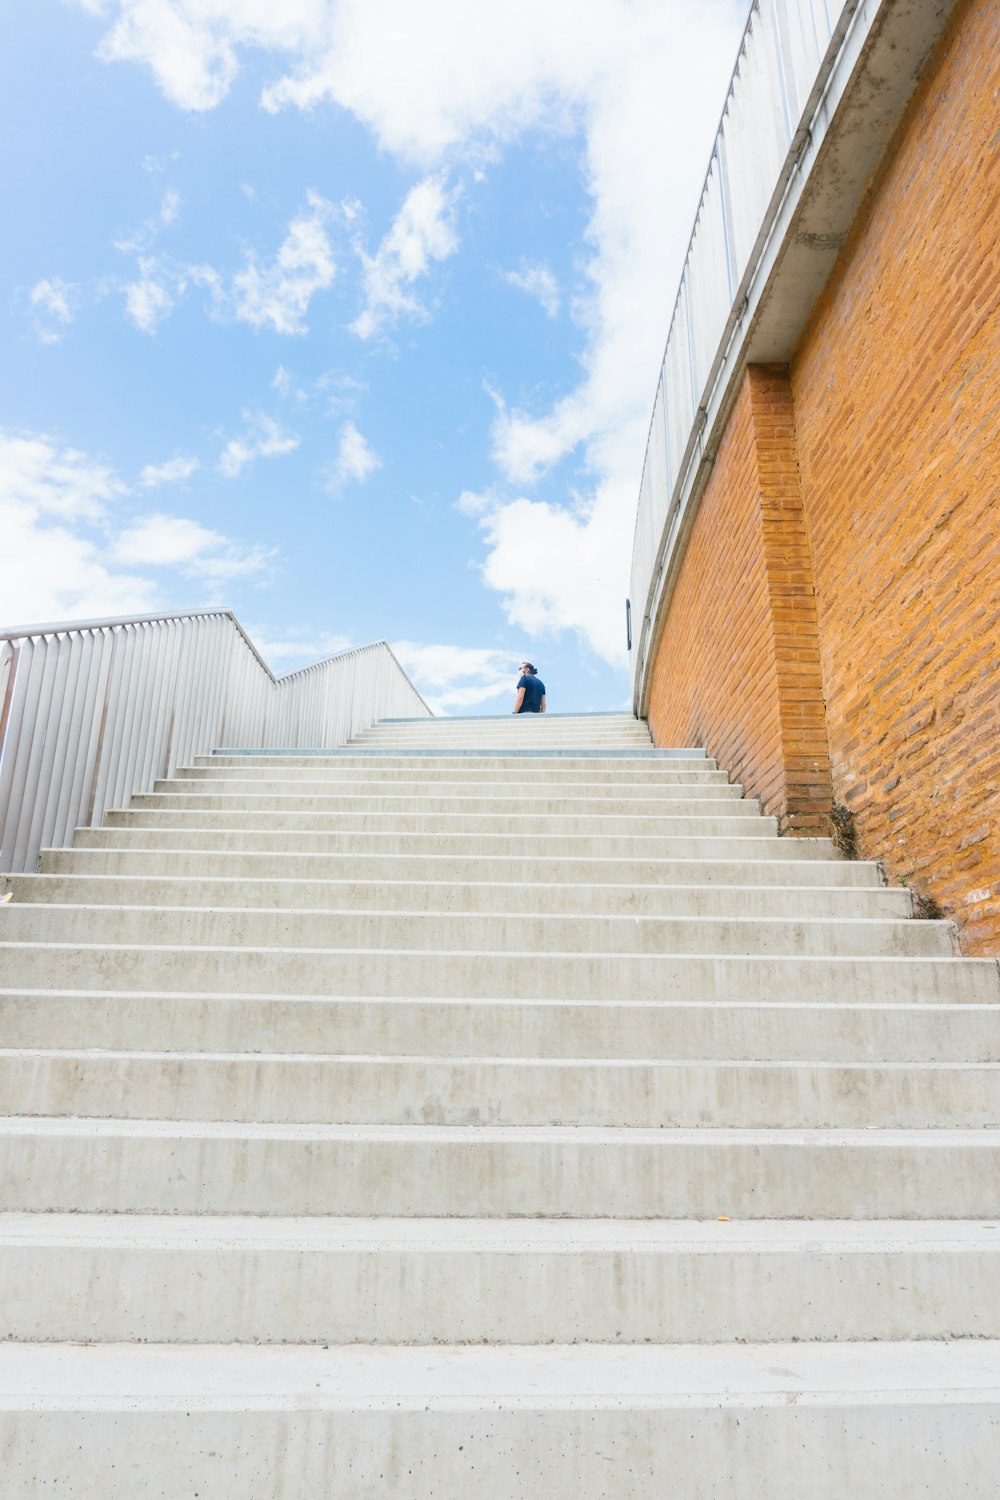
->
(0, 710), (998, 1496)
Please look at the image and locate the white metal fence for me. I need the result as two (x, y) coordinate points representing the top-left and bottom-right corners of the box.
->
(0, 610), (429, 873)
(629, 0), (856, 700)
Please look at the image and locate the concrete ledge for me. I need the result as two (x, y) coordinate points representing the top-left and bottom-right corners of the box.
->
(1, 990), (995, 1062)
(1, 1216), (998, 1344)
(2, 1119), (999, 1217)
(2, 1048), (997, 1128)
(1, 1342), (999, 1500)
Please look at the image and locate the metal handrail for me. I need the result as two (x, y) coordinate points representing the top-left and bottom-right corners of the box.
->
(0, 610), (430, 873)
(0, 608), (274, 677)
(628, 0), (857, 704)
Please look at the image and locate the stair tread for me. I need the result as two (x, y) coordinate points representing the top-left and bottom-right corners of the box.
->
(2, 1117), (996, 1143)
(2, 1213), (997, 1250)
(2, 1340), (999, 1409)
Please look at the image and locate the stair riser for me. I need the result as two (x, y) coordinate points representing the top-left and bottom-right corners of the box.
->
(43, 848), (861, 883)
(0, 907), (953, 958)
(4, 1055), (997, 1128)
(357, 730), (648, 735)
(351, 737), (658, 746)
(136, 792), (747, 815)
(3, 1133), (999, 1216)
(4, 1401), (999, 1500)
(352, 729), (654, 738)
(4, 1245), (998, 1343)
(201, 754), (712, 768)
(1, 994), (995, 1060)
(2, 945), (995, 1002)
(104, 810), (770, 836)
(71, 830), (833, 859)
(174, 767), (732, 786)
(6, 875), (913, 920)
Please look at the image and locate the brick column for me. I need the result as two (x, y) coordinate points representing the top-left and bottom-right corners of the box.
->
(646, 364), (832, 836)
(749, 365), (833, 834)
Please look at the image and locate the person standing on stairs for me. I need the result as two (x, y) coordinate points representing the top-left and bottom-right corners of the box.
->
(513, 662), (546, 714)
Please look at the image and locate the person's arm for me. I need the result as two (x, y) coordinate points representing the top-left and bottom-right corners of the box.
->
(540, 695), (546, 713)
(513, 686), (526, 713)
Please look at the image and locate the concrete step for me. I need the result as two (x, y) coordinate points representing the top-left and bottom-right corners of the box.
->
(1, 941), (995, 1003)
(138, 788), (747, 814)
(73, 828), (823, 860)
(353, 721), (651, 732)
(5, 873), (914, 920)
(4, 1049), (997, 1128)
(38, 847), (877, 886)
(350, 733), (657, 744)
(175, 764), (732, 786)
(104, 807), (771, 836)
(2, 1215), (998, 1344)
(352, 723), (652, 734)
(202, 751), (711, 767)
(2, 992), (995, 1061)
(2, 1119), (999, 1216)
(0, 904), (955, 958)
(3, 1341), (997, 1500)
(346, 738), (659, 749)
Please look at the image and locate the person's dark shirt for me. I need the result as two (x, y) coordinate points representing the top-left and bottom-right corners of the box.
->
(516, 674), (546, 712)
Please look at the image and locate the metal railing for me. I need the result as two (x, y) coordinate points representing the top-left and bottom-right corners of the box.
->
(629, 0), (856, 702)
(0, 610), (429, 873)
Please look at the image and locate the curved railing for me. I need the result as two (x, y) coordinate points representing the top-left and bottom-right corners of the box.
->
(629, 0), (856, 703)
(0, 610), (429, 873)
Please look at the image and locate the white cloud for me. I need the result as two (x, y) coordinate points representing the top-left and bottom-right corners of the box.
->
(455, 487), (494, 518)
(0, 429), (152, 624)
(217, 412), (299, 478)
(248, 628), (355, 668)
(28, 278), (79, 343)
(0, 427), (278, 628)
(0, 429), (124, 521)
(390, 641), (519, 715)
(271, 364), (292, 395)
(228, 192), (336, 335)
(111, 512), (273, 580)
(73, 0), (747, 661)
(114, 188), (183, 254)
(139, 455), (200, 487)
(123, 257), (178, 333)
(351, 176), (459, 341)
(324, 421), (380, 492)
(503, 262), (560, 318)
(91, 1), (242, 111)
(468, 491), (629, 664)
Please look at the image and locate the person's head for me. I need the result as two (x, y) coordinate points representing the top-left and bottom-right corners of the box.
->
(520, 662), (536, 676)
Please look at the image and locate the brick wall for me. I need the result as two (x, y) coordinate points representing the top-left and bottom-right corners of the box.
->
(789, 0), (1000, 950)
(645, 0), (1000, 952)
(646, 366), (832, 835)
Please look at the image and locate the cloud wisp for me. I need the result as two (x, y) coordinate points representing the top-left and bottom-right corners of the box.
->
(324, 421), (381, 493)
(116, 194), (337, 337)
(139, 455), (200, 488)
(226, 191), (336, 335)
(351, 176), (459, 342)
(28, 279), (79, 344)
(502, 262), (560, 318)
(217, 412), (300, 478)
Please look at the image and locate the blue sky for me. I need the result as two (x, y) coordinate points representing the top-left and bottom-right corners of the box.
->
(2, 0), (747, 714)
